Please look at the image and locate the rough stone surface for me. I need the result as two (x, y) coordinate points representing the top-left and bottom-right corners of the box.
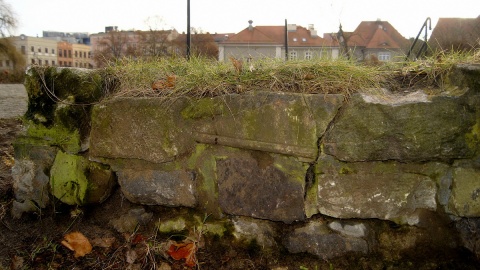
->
(11, 145), (57, 217)
(11, 159), (50, 218)
(184, 92), (342, 160)
(50, 151), (115, 205)
(231, 216), (278, 249)
(323, 93), (477, 162)
(284, 220), (368, 259)
(90, 97), (193, 164)
(328, 221), (367, 238)
(217, 152), (306, 223)
(455, 217), (480, 258)
(316, 155), (437, 223)
(447, 166), (480, 217)
(117, 169), (196, 207)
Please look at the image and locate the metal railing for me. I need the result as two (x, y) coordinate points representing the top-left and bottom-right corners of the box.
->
(405, 17), (432, 61)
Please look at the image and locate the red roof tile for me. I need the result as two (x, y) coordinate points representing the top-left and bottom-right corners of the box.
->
(221, 25), (335, 46)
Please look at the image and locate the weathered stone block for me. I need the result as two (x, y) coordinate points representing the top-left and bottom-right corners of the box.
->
(323, 92), (478, 162)
(447, 166), (480, 217)
(50, 151), (115, 205)
(90, 97), (193, 164)
(284, 220), (368, 259)
(316, 155), (437, 223)
(217, 152), (307, 223)
(117, 169), (196, 207)
(183, 92), (342, 160)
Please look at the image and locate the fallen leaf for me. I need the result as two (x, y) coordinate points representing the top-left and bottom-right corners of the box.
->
(131, 233), (147, 244)
(167, 241), (197, 267)
(10, 255), (24, 270)
(61, 231), (92, 258)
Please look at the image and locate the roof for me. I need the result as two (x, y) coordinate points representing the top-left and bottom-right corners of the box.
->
(220, 25), (335, 47)
(429, 17), (480, 49)
(348, 21), (409, 49)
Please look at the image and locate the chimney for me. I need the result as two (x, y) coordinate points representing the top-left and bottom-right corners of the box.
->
(308, 24), (318, 37)
(248, 20), (253, 31)
(287, 24), (297, 32)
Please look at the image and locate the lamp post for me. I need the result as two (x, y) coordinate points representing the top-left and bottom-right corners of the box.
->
(187, 0), (191, 60)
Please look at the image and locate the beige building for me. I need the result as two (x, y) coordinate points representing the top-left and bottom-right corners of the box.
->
(15, 35), (57, 66)
(218, 21), (338, 62)
(72, 43), (92, 68)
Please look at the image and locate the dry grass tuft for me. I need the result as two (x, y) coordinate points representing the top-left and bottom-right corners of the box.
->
(104, 51), (479, 99)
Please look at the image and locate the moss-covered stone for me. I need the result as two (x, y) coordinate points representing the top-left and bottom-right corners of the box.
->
(17, 121), (82, 154)
(448, 166), (480, 217)
(50, 151), (114, 205)
(24, 66), (104, 127)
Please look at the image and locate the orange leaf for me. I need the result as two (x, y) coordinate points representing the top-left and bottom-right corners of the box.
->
(61, 232), (92, 258)
(167, 241), (197, 267)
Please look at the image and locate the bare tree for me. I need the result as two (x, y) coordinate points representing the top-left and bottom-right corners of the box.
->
(0, 0), (16, 37)
(92, 31), (132, 67)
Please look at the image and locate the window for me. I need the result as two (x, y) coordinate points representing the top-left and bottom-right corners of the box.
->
(378, 52), (391, 61)
(75, 51), (78, 57)
(59, 61), (63, 66)
(45, 60), (49, 65)
(68, 50), (72, 58)
(52, 60), (56, 66)
(75, 62), (78, 67)
(38, 47), (41, 53)
(59, 50), (63, 57)
(5, 60), (9, 67)
(69, 62), (72, 66)
(31, 59), (35, 64)
(45, 48), (48, 53)
(38, 59), (42, 65)
(31, 46), (34, 52)
(21, 46), (26, 54)
(289, 51), (297, 60)
(52, 49), (55, 54)
(83, 52), (86, 58)
(0, 61), (3, 67)
(305, 51), (312, 60)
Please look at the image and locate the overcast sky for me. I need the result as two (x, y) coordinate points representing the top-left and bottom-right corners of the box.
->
(10, 0), (480, 39)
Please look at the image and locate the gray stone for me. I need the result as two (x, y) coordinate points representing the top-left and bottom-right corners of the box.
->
(117, 169), (196, 207)
(284, 220), (368, 259)
(316, 155), (437, 223)
(328, 221), (367, 238)
(11, 159), (50, 218)
(217, 153), (306, 223)
(447, 166), (480, 217)
(231, 216), (278, 249)
(323, 93), (478, 162)
(90, 97), (193, 164)
(184, 92), (342, 161)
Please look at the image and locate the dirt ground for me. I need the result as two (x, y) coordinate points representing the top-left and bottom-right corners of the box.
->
(1, 85), (479, 269)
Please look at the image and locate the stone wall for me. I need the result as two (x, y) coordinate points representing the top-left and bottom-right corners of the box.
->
(12, 64), (480, 260)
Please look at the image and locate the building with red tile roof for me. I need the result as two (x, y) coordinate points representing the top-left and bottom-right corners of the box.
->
(218, 20), (338, 62)
(429, 17), (480, 51)
(346, 20), (410, 62)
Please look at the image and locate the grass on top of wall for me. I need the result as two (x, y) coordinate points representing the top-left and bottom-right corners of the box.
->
(104, 50), (480, 99)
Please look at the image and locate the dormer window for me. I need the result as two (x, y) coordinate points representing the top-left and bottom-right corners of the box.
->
(293, 38), (297, 42)
(302, 38), (307, 42)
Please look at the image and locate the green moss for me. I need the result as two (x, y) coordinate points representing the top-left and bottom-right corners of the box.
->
(181, 98), (224, 119)
(21, 121), (81, 153)
(156, 217), (187, 233)
(339, 165), (356, 175)
(465, 118), (480, 153)
(50, 151), (89, 205)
